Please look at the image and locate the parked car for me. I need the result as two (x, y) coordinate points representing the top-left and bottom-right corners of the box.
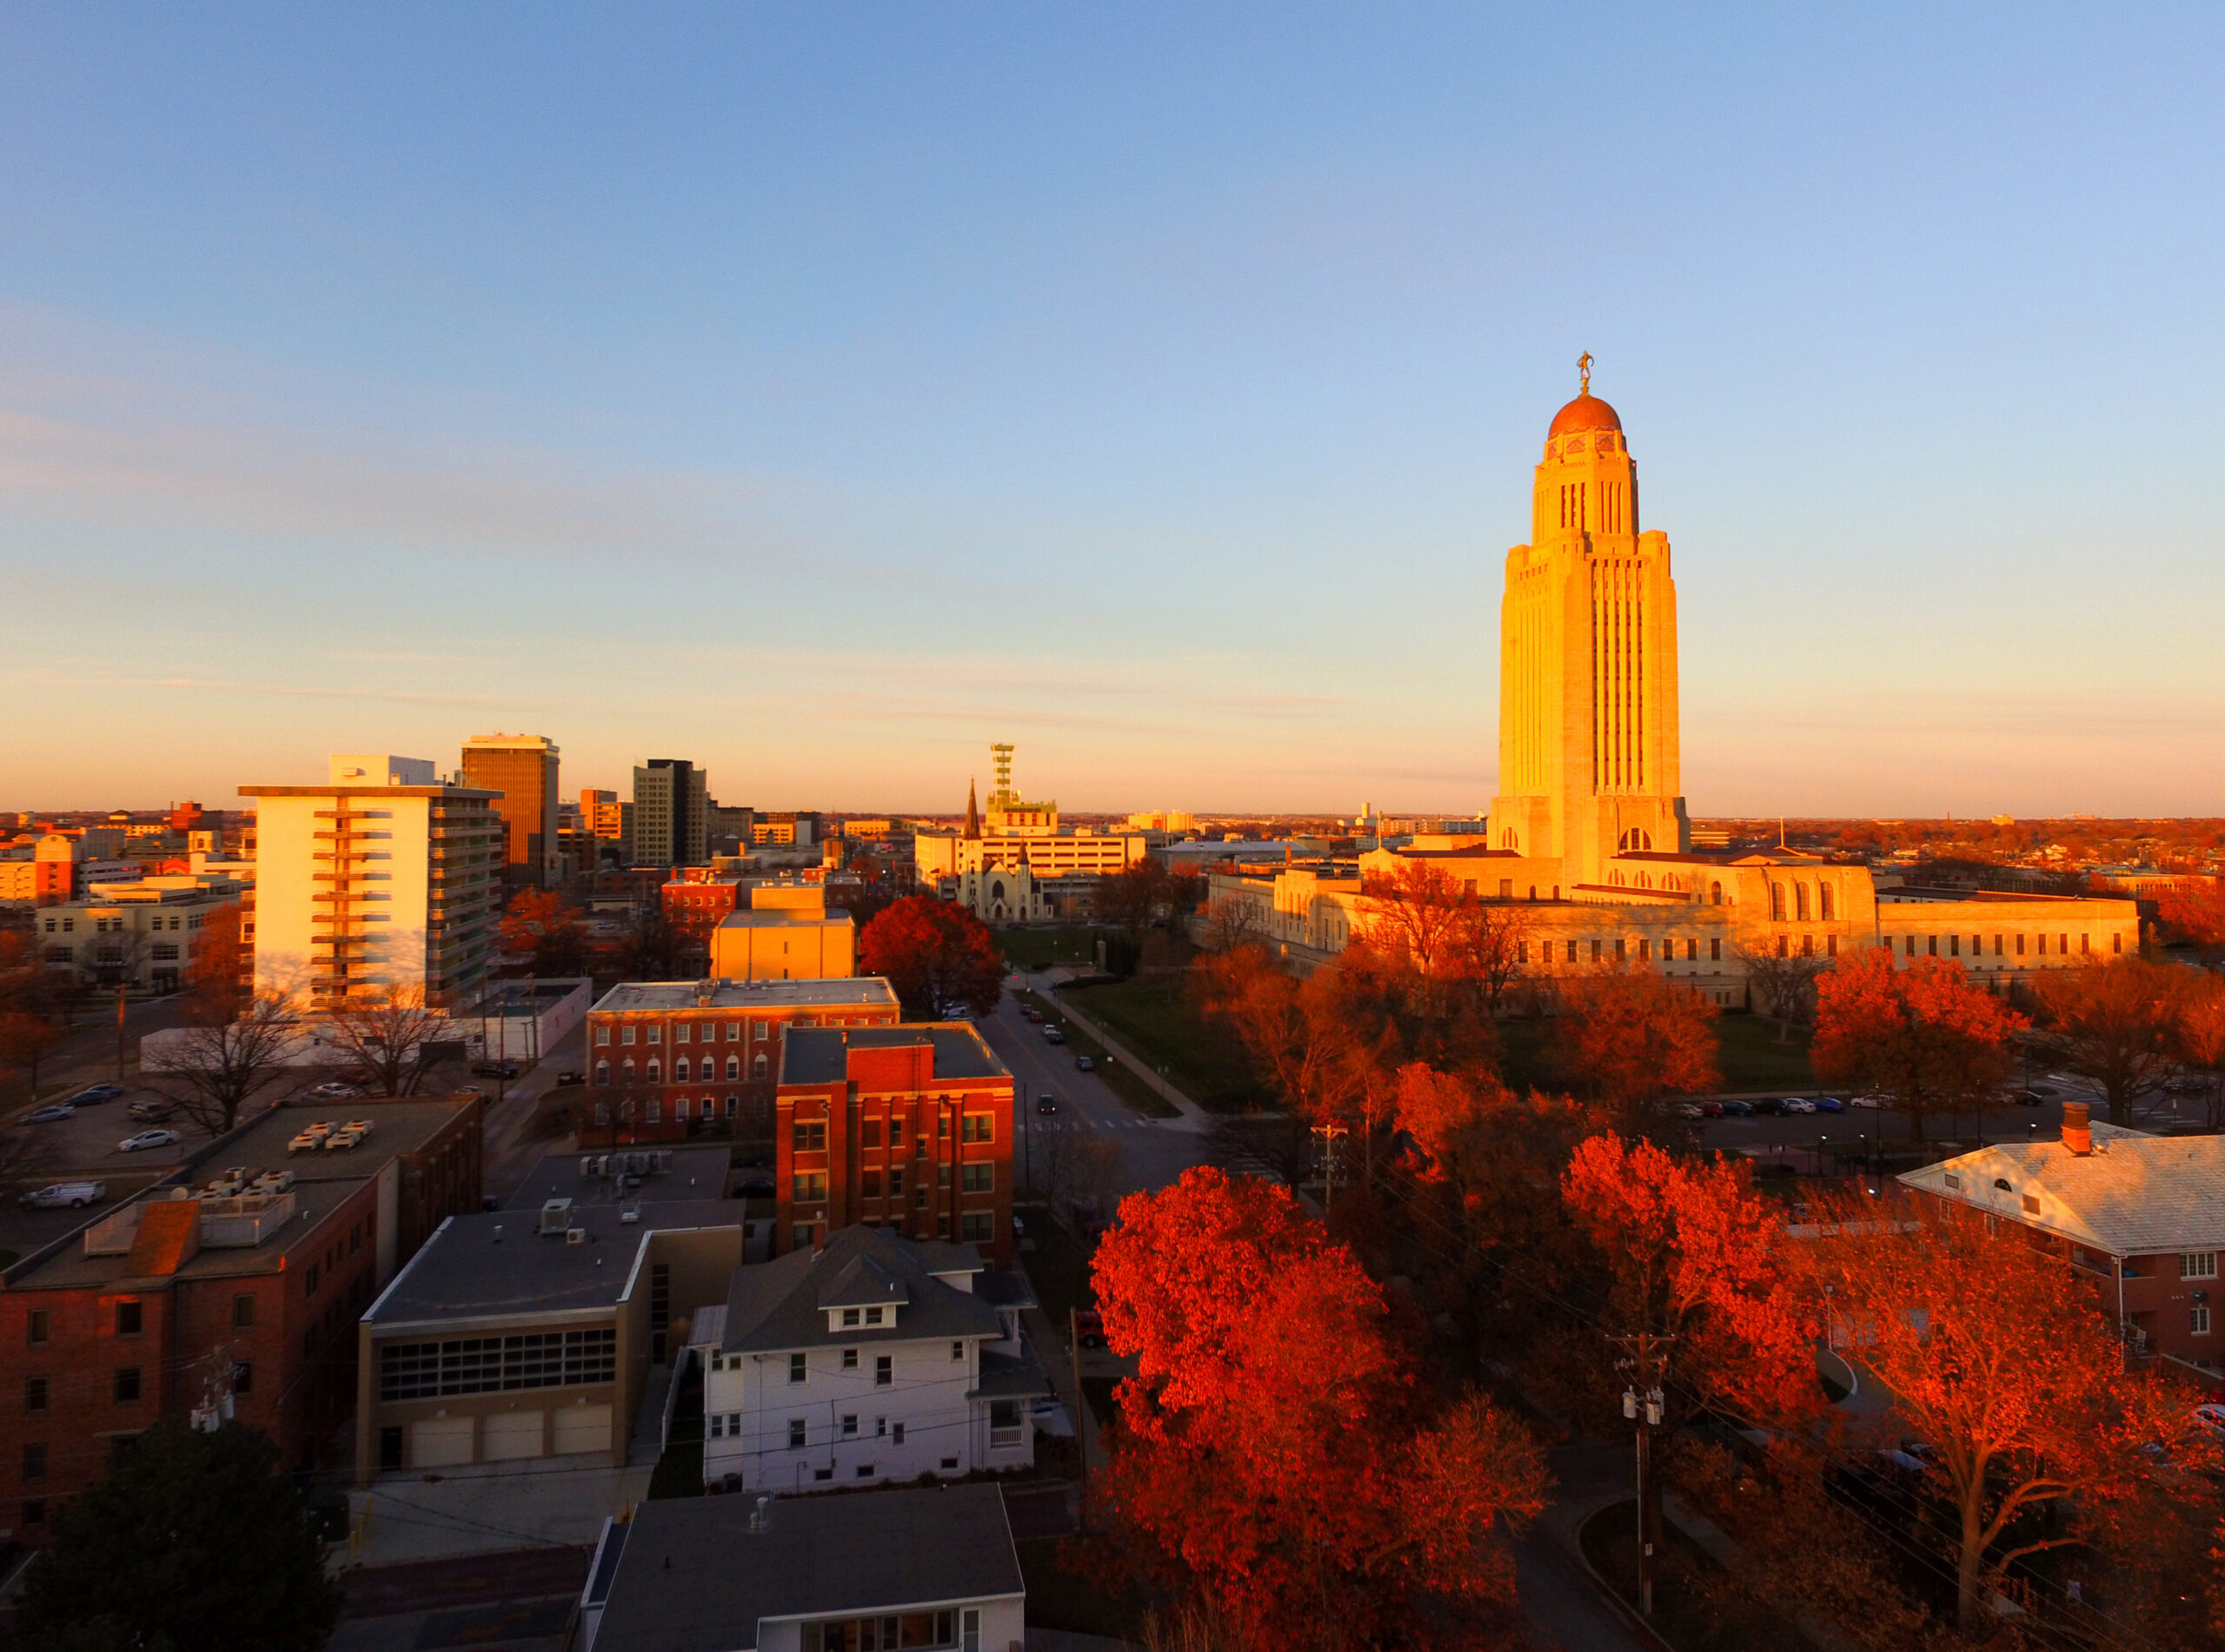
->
(1030, 1398), (1076, 1438)
(1782, 1098), (1817, 1114)
(1074, 1054), (1095, 1071)
(1022, 1008), (1044, 1024)
(2165, 1075), (2206, 1095)
(306, 1082), (359, 1100)
(64, 1084), (123, 1107)
(471, 1060), (521, 1079)
(126, 1100), (175, 1123)
(2195, 1403), (2225, 1443)
(1811, 1096), (1845, 1113)
(555, 1070), (585, 1087)
(1718, 1100), (1754, 1118)
(1749, 1098), (1785, 1117)
(1673, 1103), (1705, 1119)
(1042, 1026), (1066, 1045)
(1036, 1095), (1059, 1115)
(2004, 1088), (2048, 1106)
(118, 1129), (183, 1153)
(19, 1104), (75, 1125)
(1852, 1092), (1892, 1110)
(21, 1181), (105, 1210)
(1698, 1101), (1725, 1118)
(1074, 1310), (1106, 1348)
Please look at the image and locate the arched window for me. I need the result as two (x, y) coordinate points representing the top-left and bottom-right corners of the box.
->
(1501, 829), (1519, 851)
(621, 1058), (636, 1082)
(1710, 881), (1723, 906)
(1819, 883), (1835, 921)
(1617, 827), (1652, 853)
(1637, 872), (1652, 889)
(726, 1055), (741, 1080)
(647, 1058), (661, 1084)
(1770, 883), (1786, 921)
(594, 1059), (610, 1086)
(674, 1057), (690, 1082)
(1796, 884), (1810, 922)
(646, 1098), (661, 1125)
(754, 1053), (768, 1080)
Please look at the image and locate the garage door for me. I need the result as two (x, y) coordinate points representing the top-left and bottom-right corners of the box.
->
(410, 1416), (475, 1469)
(482, 1410), (544, 1461)
(552, 1404), (612, 1456)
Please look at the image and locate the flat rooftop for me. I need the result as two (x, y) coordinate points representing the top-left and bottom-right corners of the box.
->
(591, 979), (899, 1014)
(780, 1025), (1007, 1087)
(712, 910), (853, 929)
(368, 1198), (742, 1326)
(501, 1147), (736, 1211)
(15, 1178), (371, 1292)
(594, 1484), (1022, 1652)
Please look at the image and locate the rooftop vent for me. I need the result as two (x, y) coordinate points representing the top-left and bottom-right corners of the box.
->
(540, 1198), (575, 1236)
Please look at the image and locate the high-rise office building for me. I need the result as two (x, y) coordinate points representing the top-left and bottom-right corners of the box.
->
(242, 754), (503, 1010)
(460, 733), (561, 890)
(632, 760), (707, 867)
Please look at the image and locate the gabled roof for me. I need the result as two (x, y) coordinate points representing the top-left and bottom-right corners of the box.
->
(721, 1226), (1003, 1355)
(1898, 1125), (2225, 1255)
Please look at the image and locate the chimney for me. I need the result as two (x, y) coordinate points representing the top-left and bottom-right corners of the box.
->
(2061, 1101), (2092, 1157)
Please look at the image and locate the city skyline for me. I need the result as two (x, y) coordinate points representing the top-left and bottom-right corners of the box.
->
(4, 9), (2223, 815)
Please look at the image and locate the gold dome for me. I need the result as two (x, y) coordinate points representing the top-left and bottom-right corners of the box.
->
(1548, 394), (1622, 438)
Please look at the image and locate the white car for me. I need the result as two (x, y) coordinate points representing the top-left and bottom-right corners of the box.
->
(1782, 1098), (1817, 1114)
(1852, 1093), (1892, 1110)
(22, 1181), (105, 1209)
(307, 1082), (360, 1100)
(117, 1129), (183, 1153)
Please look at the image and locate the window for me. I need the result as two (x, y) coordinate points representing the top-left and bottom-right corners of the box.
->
(22, 1443), (45, 1483)
(647, 1024), (662, 1044)
(754, 1054), (768, 1080)
(594, 1025), (610, 1046)
(2016, 933), (2026, 956)
(1819, 884), (1835, 921)
(788, 1418), (807, 1450)
(865, 1307), (884, 1326)
(789, 1352), (807, 1383)
(726, 1056), (740, 1080)
(888, 1167), (903, 1196)
(674, 1022), (692, 1043)
(952, 1341), (965, 1362)
(842, 1308), (861, 1328)
(888, 1118), (904, 1147)
(1949, 935), (1960, 957)
(2183, 1253), (2218, 1280)
(791, 1224), (813, 1250)
(621, 1058), (635, 1082)
(893, 1422), (906, 1445)
(793, 1173), (827, 1204)
(961, 1164), (993, 1194)
(1775, 934), (1788, 959)
(24, 1377), (46, 1414)
(1710, 938), (1721, 961)
(114, 1366), (142, 1403)
(841, 1413), (858, 1436)
(2196, 1305), (2214, 1337)
(232, 1361), (253, 1395)
(674, 1057), (690, 1082)
(1590, 939), (1601, 961)
(938, 1164), (953, 1188)
(27, 1310), (49, 1346)
(754, 1020), (769, 1040)
(855, 1463), (875, 1478)
(2022, 1194), (2041, 1215)
(116, 1301), (142, 1336)
(1927, 936), (1938, 957)
(1637, 939), (1650, 961)
(1770, 883), (1785, 921)
(646, 1059), (661, 1083)
(375, 1330), (616, 1401)
(864, 1171), (881, 1198)
(1796, 884), (1810, 922)
(875, 1356), (893, 1386)
(842, 1347), (858, 1369)
(960, 1114), (993, 1144)
(621, 1024), (636, 1045)
(794, 1121), (827, 1151)
(989, 1399), (1023, 1448)
(961, 1212), (993, 1244)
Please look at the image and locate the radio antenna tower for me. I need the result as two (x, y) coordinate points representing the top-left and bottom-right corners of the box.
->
(989, 744), (1016, 811)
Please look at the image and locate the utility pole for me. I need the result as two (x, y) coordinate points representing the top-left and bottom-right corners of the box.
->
(1614, 1331), (1672, 1618)
(1312, 1119), (1349, 1216)
(114, 983), (129, 1085)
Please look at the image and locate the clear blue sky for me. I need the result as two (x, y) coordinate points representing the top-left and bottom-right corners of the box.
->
(3, 6), (2221, 817)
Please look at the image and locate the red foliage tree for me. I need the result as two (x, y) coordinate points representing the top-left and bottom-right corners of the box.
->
(499, 887), (588, 979)
(1090, 1167), (1548, 1648)
(2029, 955), (2194, 1126)
(857, 895), (1004, 1018)
(2158, 877), (2225, 964)
(1550, 964), (1719, 1125)
(1810, 949), (2024, 1140)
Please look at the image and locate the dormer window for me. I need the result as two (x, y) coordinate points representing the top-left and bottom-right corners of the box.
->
(865, 1307), (885, 1326)
(842, 1309), (860, 1328)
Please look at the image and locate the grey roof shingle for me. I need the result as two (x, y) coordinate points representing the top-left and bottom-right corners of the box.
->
(1900, 1124), (2225, 1255)
(592, 1483), (1023, 1652)
(721, 1227), (1001, 1354)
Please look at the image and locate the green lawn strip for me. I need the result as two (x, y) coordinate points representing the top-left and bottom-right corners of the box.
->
(1712, 1012), (1817, 1091)
(997, 926), (1111, 973)
(1062, 975), (1263, 1112)
(1014, 989), (1178, 1118)
(1015, 1536), (1149, 1641)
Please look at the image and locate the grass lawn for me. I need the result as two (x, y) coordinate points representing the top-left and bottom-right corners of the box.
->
(1015, 1537), (1149, 1642)
(1500, 1011), (1815, 1097)
(998, 926), (1112, 973)
(1064, 974), (1264, 1112)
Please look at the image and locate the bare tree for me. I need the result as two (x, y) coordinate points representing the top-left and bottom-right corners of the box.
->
(0, 1012), (70, 1097)
(150, 992), (299, 1137)
(322, 985), (448, 1097)
(1735, 940), (1830, 1043)
(1459, 901), (1536, 1013)
(1199, 892), (1266, 955)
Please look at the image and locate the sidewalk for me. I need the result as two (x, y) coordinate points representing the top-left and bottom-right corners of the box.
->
(1028, 972), (1212, 1133)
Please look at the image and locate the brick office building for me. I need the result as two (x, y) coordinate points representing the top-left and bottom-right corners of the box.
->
(774, 1025), (1015, 1266)
(581, 978), (900, 1149)
(1901, 1104), (2225, 1383)
(0, 1096), (482, 1543)
(661, 872), (744, 977)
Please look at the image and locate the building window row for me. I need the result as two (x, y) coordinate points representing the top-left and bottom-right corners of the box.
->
(1894, 932), (2115, 960)
(377, 1329), (617, 1401)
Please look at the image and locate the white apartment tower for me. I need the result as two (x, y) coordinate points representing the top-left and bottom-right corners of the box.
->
(242, 754), (504, 1010)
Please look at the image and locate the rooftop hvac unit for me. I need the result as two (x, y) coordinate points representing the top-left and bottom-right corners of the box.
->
(651, 1151), (673, 1175)
(540, 1198), (575, 1236)
(579, 1156), (596, 1178)
(566, 1227), (588, 1246)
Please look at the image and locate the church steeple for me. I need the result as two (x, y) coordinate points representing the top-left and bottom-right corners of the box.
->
(964, 778), (980, 839)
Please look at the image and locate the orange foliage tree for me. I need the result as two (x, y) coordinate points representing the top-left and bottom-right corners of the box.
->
(857, 895), (1004, 1018)
(1810, 949), (2023, 1141)
(2177, 973), (2225, 1131)
(499, 887), (587, 979)
(1196, 945), (1366, 1125)
(1808, 1188), (2219, 1635)
(1090, 1167), (1549, 1649)
(2029, 955), (2194, 1126)
(1550, 965), (1719, 1126)
(2158, 877), (2225, 964)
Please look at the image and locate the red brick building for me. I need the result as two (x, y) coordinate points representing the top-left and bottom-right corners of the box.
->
(661, 872), (745, 976)
(775, 1024), (1015, 1267)
(582, 978), (900, 1149)
(0, 1096), (482, 1543)
(1901, 1103), (2225, 1384)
